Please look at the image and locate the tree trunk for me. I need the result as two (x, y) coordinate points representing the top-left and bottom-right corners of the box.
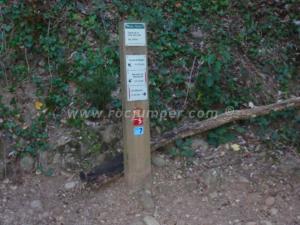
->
(151, 97), (300, 151)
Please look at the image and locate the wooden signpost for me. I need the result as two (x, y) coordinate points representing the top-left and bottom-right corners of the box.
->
(119, 22), (151, 189)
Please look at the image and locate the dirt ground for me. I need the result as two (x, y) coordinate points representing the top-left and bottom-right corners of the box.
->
(1, 144), (300, 225)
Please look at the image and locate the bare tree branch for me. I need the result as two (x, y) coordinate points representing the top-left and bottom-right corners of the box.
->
(151, 97), (300, 151)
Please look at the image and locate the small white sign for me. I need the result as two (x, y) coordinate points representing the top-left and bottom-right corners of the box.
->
(126, 54), (146, 71)
(124, 23), (146, 46)
(127, 85), (148, 101)
(126, 54), (148, 101)
(127, 70), (147, 85)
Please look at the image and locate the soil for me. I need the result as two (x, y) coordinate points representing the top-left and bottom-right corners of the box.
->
(1, 144), (300, 225)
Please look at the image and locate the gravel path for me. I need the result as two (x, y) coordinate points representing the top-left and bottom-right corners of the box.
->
(1, 146), (300, 225)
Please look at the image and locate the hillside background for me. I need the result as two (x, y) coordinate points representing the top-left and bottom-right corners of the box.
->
(0, 0), (299, 175)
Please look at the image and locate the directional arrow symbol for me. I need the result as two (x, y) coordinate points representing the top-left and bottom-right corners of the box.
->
(133, 117), (144, 126)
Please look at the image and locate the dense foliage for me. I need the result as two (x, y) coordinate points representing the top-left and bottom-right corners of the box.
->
(0, 0), (299, 156)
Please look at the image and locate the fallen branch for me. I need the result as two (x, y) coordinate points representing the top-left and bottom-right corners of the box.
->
(151, 97), (300, 151)
(81, 97), (300, 182)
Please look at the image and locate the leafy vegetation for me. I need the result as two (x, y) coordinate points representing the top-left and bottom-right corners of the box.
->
(169, 139), (194, 158)
(253, 109), (300, 152)
(0, 0), (299, 157)
(207, 125), (236, 147)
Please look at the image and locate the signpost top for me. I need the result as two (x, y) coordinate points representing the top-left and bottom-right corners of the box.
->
(124, 22), (147, 47)
(125, 23), (145, 29)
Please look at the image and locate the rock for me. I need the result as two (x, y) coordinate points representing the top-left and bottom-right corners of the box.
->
(38, 211), (50, 220)
(202, 168), (222, 189)
(52, 153), (62, 165)
(96, 153), (106, 164)
(30, 200), (43, 210)
(191, 30), (204, 39)
(3, 178), (9, 184)
(232, 219), (240, 224)
(63, 153), (78, 170)
(10, 185), (17, 190)
(238, 176), (250, 183)
(140, 190), (155, 211)
(270, 208), (278, 216)
(64, 181), (78, 190)
(56, 135), (72, 149)
(209, 191), (218, 199)
(191, 138), (208, 151)
(38, 60), (45, 67)
(143, 216), (160, 225)
(278, 155), (300, 180)
(38, 151), (48, 170)
(151, 155), (166, 167)
(265, 197), (275, 206)
(101, 124), (116, 143)
(20, 155), (35, 172)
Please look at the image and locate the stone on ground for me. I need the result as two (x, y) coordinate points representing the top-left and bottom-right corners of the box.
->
(265, 196), (275, 206)
(270, 208), (278, 216)
(64, 181), (78, 190)
(143, 216), (160, 225)
(30, 200), (43, 210)
(140, 190), (155, 211)
(191, 30), (204, 39)
(101, 124), (116, 143)
(20, 155), (35, 172)
(151, 154), (167, 167)
(191, 138), (209, 151)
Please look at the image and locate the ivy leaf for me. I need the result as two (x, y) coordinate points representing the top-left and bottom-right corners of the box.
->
(206, 75), (214, 87)
(207, 54), (216, 65)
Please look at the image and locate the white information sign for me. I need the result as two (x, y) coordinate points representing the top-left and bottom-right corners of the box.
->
(124, 23), (146, 46)
(126, 54), (146, 71)
(127, 85), (148, 101)
(126, 55), (148, 101)
(127, 71), (146, 85)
